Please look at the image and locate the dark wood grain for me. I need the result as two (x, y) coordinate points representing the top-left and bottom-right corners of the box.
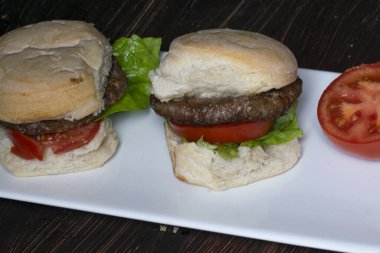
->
(0, 0), (379, 252)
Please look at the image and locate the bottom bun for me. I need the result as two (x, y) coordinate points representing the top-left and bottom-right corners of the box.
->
(0, 118), (118, 177)
(164, 122), (301, 191)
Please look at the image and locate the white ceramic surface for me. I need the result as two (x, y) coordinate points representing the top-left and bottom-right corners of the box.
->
(1, 69), (379, 253)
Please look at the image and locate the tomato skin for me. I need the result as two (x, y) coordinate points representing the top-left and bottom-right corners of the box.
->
(10, 146), (36, 160)
(317, 62), (380, 159)
(39, 122), (101, 154)
(169, 120), (273, 144)
(324, 132), (380, 159)
(6, 121), (101, 160)
(6, 129), (45, 160)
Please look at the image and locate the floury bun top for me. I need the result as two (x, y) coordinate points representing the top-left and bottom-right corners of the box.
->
(150, 29), (298, 102)
(0, 20), (112, 124)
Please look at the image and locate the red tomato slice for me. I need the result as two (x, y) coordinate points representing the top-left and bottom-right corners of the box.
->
(6, 129), (45, 160)
(169, 120), (273, 144)
(6, 121), (101, 160)
(317, 62), (380, 159)
(39, 122), (101, 154)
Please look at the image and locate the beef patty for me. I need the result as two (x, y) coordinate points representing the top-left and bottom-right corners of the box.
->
(1, 59), (127, 136)
(150, 78), (302, 126)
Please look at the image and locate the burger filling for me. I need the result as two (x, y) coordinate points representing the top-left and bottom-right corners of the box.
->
(1, 60), (127, 160)
(150, 78), (302, 127)
(150, 79), (303, 159)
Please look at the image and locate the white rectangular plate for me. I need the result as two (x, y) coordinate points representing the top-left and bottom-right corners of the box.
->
(1, 69), (379, 253)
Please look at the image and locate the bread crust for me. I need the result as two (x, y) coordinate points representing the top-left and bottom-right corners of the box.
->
(164, 122), (301, 190)
(150, 29), (298, 102)
(0, 20), (112, 124)
(0, 118), (118, 177)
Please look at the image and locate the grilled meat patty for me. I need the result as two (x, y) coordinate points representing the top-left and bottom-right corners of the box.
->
(1, 60), (127, 136)
(150, 78), (302, 126)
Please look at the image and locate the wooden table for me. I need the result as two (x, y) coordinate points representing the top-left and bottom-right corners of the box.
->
(0, 0), (379, 252)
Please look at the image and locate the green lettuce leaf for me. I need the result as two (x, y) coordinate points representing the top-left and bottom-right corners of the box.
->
(241, 101), (303, 148)
(99, 35), (161, 118)
(196, 138), (217, 150)
(196, 139), (239, 161)
(216, 143), (240, 160)
(194, 101), (303, 160)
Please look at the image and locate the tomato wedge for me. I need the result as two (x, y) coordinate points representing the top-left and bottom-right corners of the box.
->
(6, 129), (45, 160)
(317, 62), (380, 159)
(38, 122), (101, 154)
(6, 121), (101, 160)
(169, 120), (273, 144)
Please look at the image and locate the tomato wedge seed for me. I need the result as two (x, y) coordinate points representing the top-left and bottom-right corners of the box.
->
(169, 120), (273, 144)
(317, 62), (380, 159)
(6, 121), (101, 160)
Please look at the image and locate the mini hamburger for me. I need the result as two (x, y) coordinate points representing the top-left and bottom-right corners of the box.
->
(0, 20), (127, 176)
(150, 29), (303, 190)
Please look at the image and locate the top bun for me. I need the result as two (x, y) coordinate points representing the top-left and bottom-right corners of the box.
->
(0, 20), (112, 124)
(150, 29), (298, 102)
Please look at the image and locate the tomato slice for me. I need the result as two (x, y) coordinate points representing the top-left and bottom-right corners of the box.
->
(317, 62), (380, 159)
(169, 120), (273, 144)
(38, 122), (101, 154)
(6, 121), (101, 160)
(6, 129), (45, 160)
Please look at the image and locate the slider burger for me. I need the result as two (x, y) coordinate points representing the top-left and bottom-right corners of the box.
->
(150, 29), (303, 190)
(0, 21), (126, 176)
